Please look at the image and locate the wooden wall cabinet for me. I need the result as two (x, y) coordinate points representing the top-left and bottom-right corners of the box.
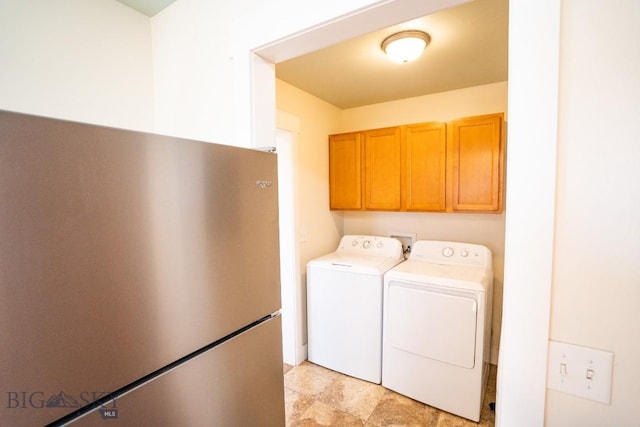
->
(402, 122), (447, 211)
(329, 113), (505, 213)
(329, 127), (401, 210)
(363, 127), (401, 210)
(329, 132), (362, 210)
(448, 114), (505, 212)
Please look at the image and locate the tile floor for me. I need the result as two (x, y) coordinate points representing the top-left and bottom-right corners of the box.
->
(283, 361), (496, 427)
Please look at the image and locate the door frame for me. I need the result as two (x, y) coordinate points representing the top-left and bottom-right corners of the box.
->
(244, 1), (560, 425)
(276, 111), (305, 366)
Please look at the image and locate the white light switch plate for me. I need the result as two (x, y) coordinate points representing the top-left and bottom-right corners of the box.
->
(547, 340), (614, 404)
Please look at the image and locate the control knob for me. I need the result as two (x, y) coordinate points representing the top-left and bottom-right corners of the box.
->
(442, 247), (454, 257)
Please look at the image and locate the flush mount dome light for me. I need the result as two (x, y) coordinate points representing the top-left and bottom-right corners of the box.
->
(381, 30), (431, 63)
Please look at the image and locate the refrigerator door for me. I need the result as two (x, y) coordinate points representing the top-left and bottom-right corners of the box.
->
(65, 316), (285, 427)
(0, 111), (282, 426)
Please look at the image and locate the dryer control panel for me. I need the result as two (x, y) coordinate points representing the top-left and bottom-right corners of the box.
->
(409, 240), (492, 268)
(336, 235), (403, 259)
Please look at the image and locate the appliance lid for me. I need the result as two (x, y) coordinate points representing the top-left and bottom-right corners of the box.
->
(385, 260), (491, 292)
(307, 252), (404, 275)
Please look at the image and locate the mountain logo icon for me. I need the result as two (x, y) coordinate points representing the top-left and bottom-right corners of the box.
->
(45, 391), (80, 408)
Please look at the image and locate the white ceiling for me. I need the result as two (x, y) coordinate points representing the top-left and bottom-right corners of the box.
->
(275, 0), (508, 109)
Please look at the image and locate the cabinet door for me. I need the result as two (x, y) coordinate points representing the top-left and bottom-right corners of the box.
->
(364, 127), (401, 210)
(402, 123), (447, 211)
(329, 132), (362, 210)
(449, 114), (504, 212)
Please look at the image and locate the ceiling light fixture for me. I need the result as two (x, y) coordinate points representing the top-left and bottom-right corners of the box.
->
(381, 30), (431, 63)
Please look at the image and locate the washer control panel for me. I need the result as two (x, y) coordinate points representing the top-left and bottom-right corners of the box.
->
(338, 235), (403, 259)
(411, 240), (492, 267)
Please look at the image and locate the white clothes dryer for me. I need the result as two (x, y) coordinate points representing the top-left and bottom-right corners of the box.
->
(307, 235), (404, 383)
(382, 240), (493, 422)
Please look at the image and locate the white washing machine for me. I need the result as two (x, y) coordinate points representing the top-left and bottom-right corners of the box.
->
(307, 235), (404, 383)
(382, 240), (493, 422)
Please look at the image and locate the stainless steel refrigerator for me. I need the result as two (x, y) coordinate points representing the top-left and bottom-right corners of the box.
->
(0, 110), (285, 426)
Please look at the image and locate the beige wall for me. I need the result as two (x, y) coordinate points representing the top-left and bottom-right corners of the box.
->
(150, 1), (266, 143)
(340, 81), (508, 131)
(276, 80), (344, 264)
(0, 0), (154, 132)
(340, 82), (508, 363)
(545, 1), (640, 425)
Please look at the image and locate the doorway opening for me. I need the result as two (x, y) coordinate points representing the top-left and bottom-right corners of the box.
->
(242, 0), (559, 424)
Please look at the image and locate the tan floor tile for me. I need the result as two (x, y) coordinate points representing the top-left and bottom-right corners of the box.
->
(290, 400), (365, 427)
(366, 390), (439, 427)
(284, 362), (497, 427)
(317, 374), (385, 420)
(285, 387), (316, 425)
(285, 361), (343, 396)
(436, 411), (481, 427)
